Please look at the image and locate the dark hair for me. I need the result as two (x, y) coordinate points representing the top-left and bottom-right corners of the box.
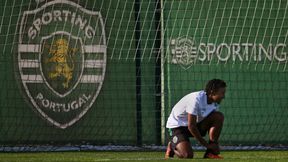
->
(205, 79), (226, 95)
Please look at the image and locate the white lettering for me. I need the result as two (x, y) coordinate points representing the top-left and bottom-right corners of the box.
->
(35, 93), (91, 112)
(170, 38), (288, 63)
(27, 10), (96, 39)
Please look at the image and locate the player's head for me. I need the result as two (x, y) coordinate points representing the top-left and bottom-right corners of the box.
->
(205, 79), (227, 104)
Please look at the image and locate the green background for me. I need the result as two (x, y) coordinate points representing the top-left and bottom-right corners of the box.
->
(0, 0), (287, 147)
(164, 0), (288, 145)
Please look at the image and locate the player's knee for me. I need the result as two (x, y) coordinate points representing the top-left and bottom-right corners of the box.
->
(179, 152), (194, 159)
(214, 111), (224, 123)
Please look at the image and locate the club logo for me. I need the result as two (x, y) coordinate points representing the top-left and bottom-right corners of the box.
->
(169, 35), (288, 70)
(172, 136), (178, 144)
(169, 37), (197, 70)
(17, 0), (106, 128)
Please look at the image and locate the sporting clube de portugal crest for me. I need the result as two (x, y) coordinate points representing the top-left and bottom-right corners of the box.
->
(16, 0), (107, 129)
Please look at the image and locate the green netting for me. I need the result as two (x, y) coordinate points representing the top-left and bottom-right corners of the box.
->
(0, 0), (287, 151)
(164, 0), (288, 145)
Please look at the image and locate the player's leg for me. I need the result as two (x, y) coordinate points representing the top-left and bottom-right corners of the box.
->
(208, 111), (224, 142)
(165, 141), (174, 159)
(198, 111), (224, 142)
(173, 141), (194, 158)
(197, 111), (224, 156)
(166, 127), (194, 159)
(165, 129), (175, 159)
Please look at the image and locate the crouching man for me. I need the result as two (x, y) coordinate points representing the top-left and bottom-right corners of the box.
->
(165, 79), (226, 159)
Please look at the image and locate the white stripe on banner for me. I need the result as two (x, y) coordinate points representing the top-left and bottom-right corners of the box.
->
(21, 75), (43, 83)
(19, 60), (39, 68)
(84, 60), (104, 68)
(21, 75), (102, 84)
(18, 44), (41, 53)
(80, 75), (102, 83)
(19, 60), (104, 68)
(84, 45), (106, 53)
(19, 44), (106, 53)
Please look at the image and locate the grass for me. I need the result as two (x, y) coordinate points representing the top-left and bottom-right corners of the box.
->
(0, 151), (288, 162)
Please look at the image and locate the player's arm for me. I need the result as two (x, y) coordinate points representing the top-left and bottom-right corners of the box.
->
(187, 113), (209, 147)
(188, 114), (219, 150)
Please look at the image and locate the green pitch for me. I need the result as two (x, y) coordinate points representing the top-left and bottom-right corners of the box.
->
(0, 151), (288, 162)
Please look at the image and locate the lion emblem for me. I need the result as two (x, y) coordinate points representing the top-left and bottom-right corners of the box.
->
(44, 38), (78, 88)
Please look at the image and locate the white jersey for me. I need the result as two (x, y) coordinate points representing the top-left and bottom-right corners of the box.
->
(166, 90), (220, 128)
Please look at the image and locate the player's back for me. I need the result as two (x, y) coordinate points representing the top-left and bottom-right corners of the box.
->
(166, 90), (203, 128)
